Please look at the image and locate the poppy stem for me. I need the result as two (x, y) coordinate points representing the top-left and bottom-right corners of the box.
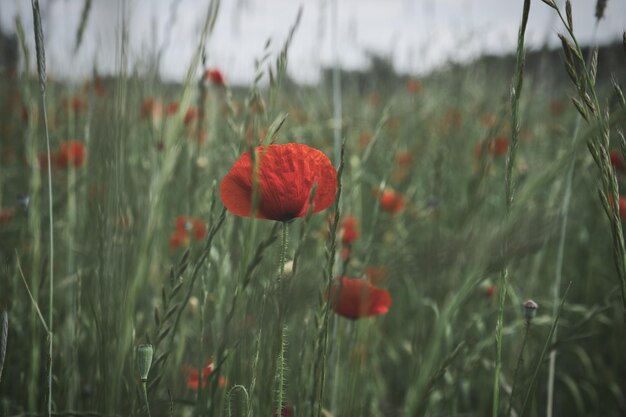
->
(141, 382), (152, 417)
(506, 320), (530, 417)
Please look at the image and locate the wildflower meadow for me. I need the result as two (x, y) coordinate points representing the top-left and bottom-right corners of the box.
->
(1, 0), (626, 416)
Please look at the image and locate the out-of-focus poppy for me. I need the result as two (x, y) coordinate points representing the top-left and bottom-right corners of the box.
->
(406, 78), (421, 94)
(359, 130), (373, 149)
(474, 137), (509, 158)
(175, 216), (207, 240)
(377, 188), (405, 214)
(0, 208), (15, 225)
(170, 216), (206, 248)
(485, 285), (496, 298)
(550, 99), (566, 117)
(329, 277), (391, 320)
(340, 215), (359, 246)
(169, 230), (189, 249)
(57, 141), (86, 169)
(63, 96), (87, 113)
(166, 102), (179, 116)
(184, 360), (213, 390)
(220, 143), (337, 222)
(205, 68), (225, 86)
(184, 107), (199, 126)
(140, 97), (163, 120)
(610, 150), (626, 174)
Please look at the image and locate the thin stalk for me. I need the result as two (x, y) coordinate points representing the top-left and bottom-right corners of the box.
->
(520, 283), (572, 416)
(30, 1), (54, 415)
(546, 21), (599, 417)
(141, 382), (152, 417)
(507, 321), (531, 417)
(274, 222), (289, 417)
(331, 0), (342, 167)
(493, 1), (530, 416)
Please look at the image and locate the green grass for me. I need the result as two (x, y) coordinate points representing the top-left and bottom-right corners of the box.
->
(0, 1), (625, 416)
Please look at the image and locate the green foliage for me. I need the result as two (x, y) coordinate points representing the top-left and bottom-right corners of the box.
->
(0, 2), (625, 417)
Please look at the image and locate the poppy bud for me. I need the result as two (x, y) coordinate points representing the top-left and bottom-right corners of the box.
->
(136, 344), (153, 382)
(522, 300), (538, 323)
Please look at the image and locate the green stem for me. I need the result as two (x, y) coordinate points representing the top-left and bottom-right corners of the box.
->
(507, 322), (530, 417)
(493, 1), (530, 415)
(142, 382), (152, 417)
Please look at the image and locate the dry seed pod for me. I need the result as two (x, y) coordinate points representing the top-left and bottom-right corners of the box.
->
(523, 300), (538, 322)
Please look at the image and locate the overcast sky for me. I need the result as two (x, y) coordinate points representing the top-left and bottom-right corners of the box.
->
(1, 0), (624, 85)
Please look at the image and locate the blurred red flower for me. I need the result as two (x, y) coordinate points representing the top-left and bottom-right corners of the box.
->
(176, 216), (207, 240)
(340, 215), (359, 246)
(0, 208), (15, 225)
(184, 360), (214, 390)
(474, 137), (509, 158)
(167, 102), (179, 116)
(610, 150), (626, 174)
(184, 107), (199, 125)
(220, 143), (337, 221)
(205, 68), (225, 86)
(406, 78), (421, 94)
(140, 97), (163, 120)
(170, 216), (206, 249)
(329, 277), (391, 320)
(377, 189), (405, 214)
(63, 96), (87, 113)
(57, 141), (86, 169)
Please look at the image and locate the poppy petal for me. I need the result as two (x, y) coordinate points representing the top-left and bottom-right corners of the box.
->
(220, 143), (337, 221)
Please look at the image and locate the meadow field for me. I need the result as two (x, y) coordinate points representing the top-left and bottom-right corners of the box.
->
(1, 0), (626, 416)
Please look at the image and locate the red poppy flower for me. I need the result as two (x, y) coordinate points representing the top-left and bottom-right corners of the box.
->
(184, 360), (214, 390)
(611, 150), (626, 174)
(140, 97), (163, 120)
(169, 230), (189, 249)
(406, 78), (421, 94)
(63, 96), (87, 113)
(490, 137), (509, 156)
(57, 141), (86, 169)
(329, 277), (391, 320)
(167, 102), (179, 116)
(220, 143), (337, 222)
(0, 208), (15, 225)
(485, 285), (496, 298)
(474, 137), (509, 158)
(377, 189), (405, 214)
(340, 215), (359, 246)
(184, 107), (199, 125)
(175, 216), (207, 240)
(205, 68), (225, 86)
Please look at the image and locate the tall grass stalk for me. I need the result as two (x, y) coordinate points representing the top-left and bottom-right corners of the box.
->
(545, 16), (601, 417)
(492, 1), (530, 415)
(30, 1), (54, 415)
(331, 0), (342, 167)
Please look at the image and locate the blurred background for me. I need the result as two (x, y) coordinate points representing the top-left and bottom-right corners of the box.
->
(1, 0), (625, 85)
